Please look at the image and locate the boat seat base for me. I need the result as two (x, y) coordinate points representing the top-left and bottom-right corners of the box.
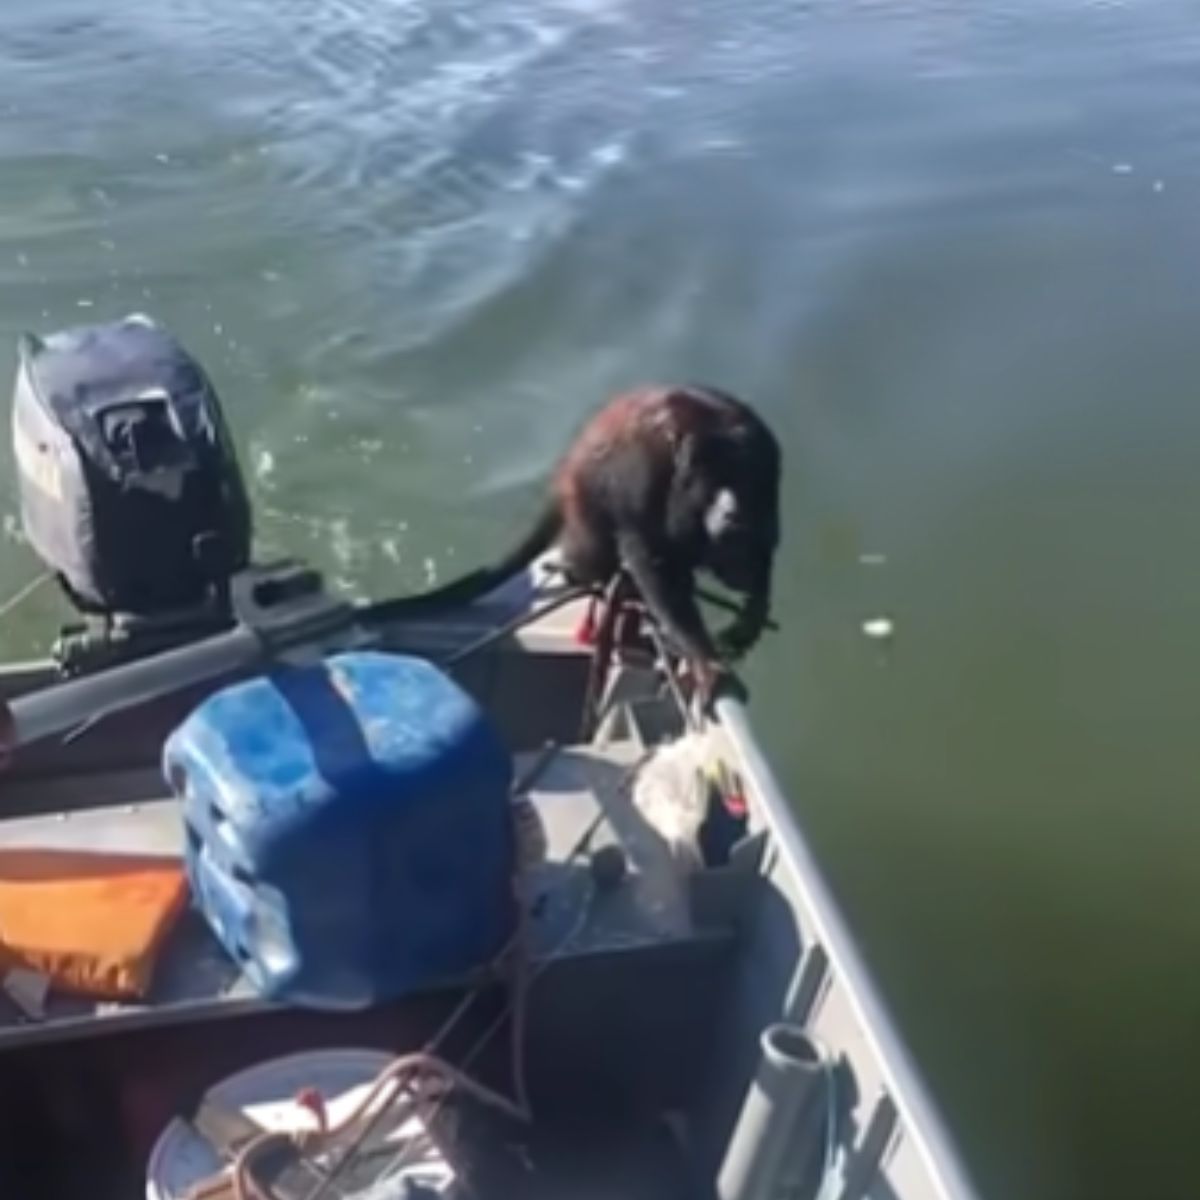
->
(0, 739), (743, 1051)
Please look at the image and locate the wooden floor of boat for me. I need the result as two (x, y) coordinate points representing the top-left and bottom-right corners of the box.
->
(0, 739), (713, 1047)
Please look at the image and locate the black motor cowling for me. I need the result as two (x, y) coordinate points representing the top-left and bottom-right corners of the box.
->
(11, 313), (252, 621)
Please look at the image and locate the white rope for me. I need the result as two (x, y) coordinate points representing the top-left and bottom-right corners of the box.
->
(0, 571), (50, 622)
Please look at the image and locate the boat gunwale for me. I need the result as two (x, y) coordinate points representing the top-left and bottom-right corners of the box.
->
(714, 694), (982, 1200)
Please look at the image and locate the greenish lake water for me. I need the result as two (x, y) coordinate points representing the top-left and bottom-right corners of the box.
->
(3, 3), (1200, 1195)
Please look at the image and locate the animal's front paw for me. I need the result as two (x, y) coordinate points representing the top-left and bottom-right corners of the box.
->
(705, 665), (749, 712)
(682, 659), (748, 714)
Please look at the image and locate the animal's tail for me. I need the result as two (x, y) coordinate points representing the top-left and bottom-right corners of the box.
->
(360, 501), (562, 625)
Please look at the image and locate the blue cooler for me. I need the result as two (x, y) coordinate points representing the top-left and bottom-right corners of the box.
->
(162, 650), (516, 1009)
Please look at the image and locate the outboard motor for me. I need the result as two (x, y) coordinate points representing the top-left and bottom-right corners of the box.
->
(11, 313), (253, 674)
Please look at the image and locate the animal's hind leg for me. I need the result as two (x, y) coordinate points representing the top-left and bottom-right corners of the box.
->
(558, 519), (618, 587)
(553, 520), (618, 643)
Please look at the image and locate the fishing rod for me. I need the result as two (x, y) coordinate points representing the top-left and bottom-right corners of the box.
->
(3, 557), (578, 754)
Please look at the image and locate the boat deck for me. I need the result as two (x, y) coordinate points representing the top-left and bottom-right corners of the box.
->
(0, 738), (724, 1049)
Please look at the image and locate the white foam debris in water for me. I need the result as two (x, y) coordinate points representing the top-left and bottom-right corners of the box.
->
(2, 513), (26, 544)
(380, 537), (402, 564)
(859, 552), (888, 566)
(213, 323), (223, 336)
(862, 617), (895, 640)
(1153, 180), (1165, 192)
(423, 557), (438, 586)
(1112, 162), (1133, 174)
(254, 448), (275, 484)
(155, 153), (171, 164)
(76, 298), (94, 308)
(591, 141), (627, 168)
(329, 517), (355, 568)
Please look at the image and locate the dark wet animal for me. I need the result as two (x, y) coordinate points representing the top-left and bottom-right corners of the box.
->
(378, 384), (781, 693)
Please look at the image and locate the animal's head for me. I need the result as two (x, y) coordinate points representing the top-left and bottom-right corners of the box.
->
(663, 384), (782, 595)
(705, 490), (777, 594)
(701, 417), (780, 596)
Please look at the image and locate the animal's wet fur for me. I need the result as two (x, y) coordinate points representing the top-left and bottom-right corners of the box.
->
(374, 384), (781, 693)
